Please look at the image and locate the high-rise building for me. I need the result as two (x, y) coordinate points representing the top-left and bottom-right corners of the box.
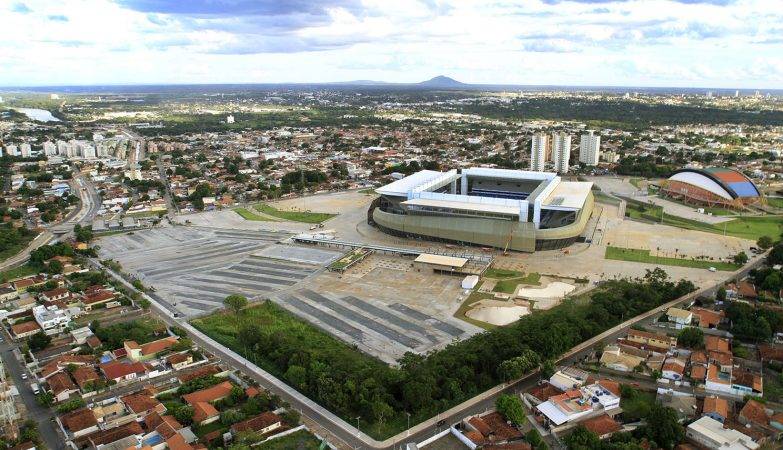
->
(530, 133), (548, 172)
(19, 143), (31, 158)
(551, 132), (571, 174)
(43, 141), (57, 156)
(4, 145), (18, 157)
(579, 131), (601, 166)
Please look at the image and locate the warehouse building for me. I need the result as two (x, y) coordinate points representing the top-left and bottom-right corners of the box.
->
(369, 167), (594, 252)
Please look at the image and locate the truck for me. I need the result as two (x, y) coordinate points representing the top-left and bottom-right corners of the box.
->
(30, 383), (40, 395)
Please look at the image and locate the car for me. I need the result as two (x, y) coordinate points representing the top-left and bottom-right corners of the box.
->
(708, 267), (717, 272)
(21, 373), (28, 380)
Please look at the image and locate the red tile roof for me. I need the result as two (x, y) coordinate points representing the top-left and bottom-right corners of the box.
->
(182, 381), (233, 405)
(468, 416), (492, 437)
(739, 400), (769, 426)
(192, 402), (219, 424)
(165, 433), (194, 450)
(177, 364), (220, 383)
(61, 408), (98, 433)
(11, 321), (41, 336)
(121, 392), (162, 414)
(703, 396), (729, 418)
(99, 360), (147, 380)
(231, 412), (282, 434)
(527, 382), (564, 402)
(705, 336), (731, 354)
(88, 421), (143, 446)
(582, 414), (621, 437)
(48, 372), (76, 395)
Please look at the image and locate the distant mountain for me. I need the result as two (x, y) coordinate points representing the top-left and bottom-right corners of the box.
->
(417, 75), (467, 88)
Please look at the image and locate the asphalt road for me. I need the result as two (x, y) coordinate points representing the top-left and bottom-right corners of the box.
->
(90, 251), (768, 450)
(0, 329), (64, 449)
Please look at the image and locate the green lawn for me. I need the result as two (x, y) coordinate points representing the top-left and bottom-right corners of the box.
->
(254, 430), (323, 449)
(493, 273), (542, 293)
(0, 235), (35, 263)
(629, 177), (644, 189)
(767, 197), (783, 209)
(592, 191), (622, 206)
(605, 246), (740, 271)
(453, 281), (497, 330)
(484, 268), (523, 279)
(254, 203), (336, 224)
(234, 207), (275, 221)
(0, 263), (39, 283)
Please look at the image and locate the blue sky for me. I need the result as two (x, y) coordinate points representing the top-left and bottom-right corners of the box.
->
(1, 0), (782, 88)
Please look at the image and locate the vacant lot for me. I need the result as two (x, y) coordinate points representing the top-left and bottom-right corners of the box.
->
(234, 207), (273, 221)
(254, 203), (335, 223)
(255, 430), (322, 449)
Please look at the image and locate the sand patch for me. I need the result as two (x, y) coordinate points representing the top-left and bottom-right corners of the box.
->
(517, 281), (575, 300)
(466, 303), (529, 326)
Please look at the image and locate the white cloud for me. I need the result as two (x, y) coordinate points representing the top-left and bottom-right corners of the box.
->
(0, 0), (780, 88)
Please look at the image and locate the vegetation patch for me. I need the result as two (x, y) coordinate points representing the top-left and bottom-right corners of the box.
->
(254, 203), (336, 224)
(605, 246), (740, 271)
(234, 207), (275, 221)
(194, 271), (694, 440)
(254, 430), (323, 449)
(454, 281), (498, 330)
(493, 273), (542, 293)
(0, 263), (39, 283)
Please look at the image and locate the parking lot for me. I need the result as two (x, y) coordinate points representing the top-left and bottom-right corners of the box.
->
(97, 226), (342, 317)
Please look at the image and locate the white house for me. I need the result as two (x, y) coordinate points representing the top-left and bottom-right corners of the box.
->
(667, 307), (693, 328)
(686, 416), (758, 450)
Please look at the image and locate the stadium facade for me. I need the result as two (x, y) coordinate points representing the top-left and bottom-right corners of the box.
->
(660, 167), (762, 208)
(368, 168), (594, 252)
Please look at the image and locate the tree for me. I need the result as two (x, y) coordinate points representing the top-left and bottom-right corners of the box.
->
(540, 359), (556, 379)
(495, 394), (526, 425)
(733, 251), (749, 265)
(35, 392), (54, 406)
(47, 259), (63, 275)
(564, 425), (600, 450)
(677, 327), (704, 349)
(758, 235), (774, 250)
(74, 224), (93, 243)
(138, 298), (151, 309)
(716, 286), (727, 303)
(224, 294), (248, 314)
(644, 403), (684, 450)
(27, 332), (51, 352)
(173, 405), (194, 425)
(498, 350), (540, 381)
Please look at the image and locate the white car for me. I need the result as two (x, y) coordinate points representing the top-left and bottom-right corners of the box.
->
(21, 373), (28, 380)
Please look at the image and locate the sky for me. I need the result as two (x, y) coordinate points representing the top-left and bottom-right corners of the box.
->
(1, 0), (782, 89)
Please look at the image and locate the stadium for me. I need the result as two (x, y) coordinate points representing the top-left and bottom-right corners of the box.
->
(660, 167), (762, 208)
(368, 167), (594, 252)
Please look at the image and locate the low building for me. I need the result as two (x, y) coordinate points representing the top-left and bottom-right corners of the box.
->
(182, 381), (234, 425)
(626, 329), (676, 350)
(703, 396), (729, 423)
(536, 381), (620, 427)
(692, 307), (724, 329)
(662, 357), (687, 381)
(125, 336), (178, 362)
(10, 320), (42, 339)
(99, 360), (148, 383)
(667, 308), (693, 327)
(686, 416), (758, 450)
(33, 304), (79, 335)
(166, 353), (193, 370)
(47, 372), (78, 402)
(230, 412), (283, 436)
(599, 345), (644, 372)
(60, 408), (100, 438)
(581, 414), (621, 440)
(548, 368), (590, 391)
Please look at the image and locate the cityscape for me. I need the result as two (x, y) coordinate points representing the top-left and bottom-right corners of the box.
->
(2, 1), (783, 450)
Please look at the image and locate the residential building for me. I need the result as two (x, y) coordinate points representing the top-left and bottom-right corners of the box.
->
(530, 133), (548, 172)
(548, 368), (589, 391)
(703, 396), (729, 423)
(599, 345), (644, 372)
(60, 408), (100, 438)
(581, 414), (621, 440)
(579, 131), (601, 166)
(662, 357), (686, 381)
(667, 307), (693, 327)
(230, 412), (283, 436)
(47, 372), (78, 402)
(536, 381), (621, 427)
(551, 132), (571, 174)
(124, 336), (178, 361)
(626, 329), (676, 350)
(33, 304), (78, 335)
(686, 416), (758, 450)
(99, 360), (148, 383)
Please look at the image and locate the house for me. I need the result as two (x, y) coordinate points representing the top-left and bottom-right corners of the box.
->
(82, 290), (116, 310)
(536, 382), (620, 427)
(99, 360), (148, 383)
(166, 353), (193, 370)
(686, 416), (758, 450)
(626, 329), (676, 350)
(0, 283), (18, 302)
(40, 287), (70, 303)
(47, 372), (78, 402)
(526, 382), (564, 405)
(85, 421), (144, 448)
(40, 355), (96, 379)
(703, 396), (729, 423)
(72, 366), (102, 392)
(32, 304), (78, 335)
(125, 336), (178, 361)
(581, 414), (621, 439)
(121, 391), (166, 417)
(60, 408), (100, 438)
(177, 364), (220, 383)
(600, 345), (644, 372)
(10, 320), (42, 339)
(667, 308), (693, 327)
(659, 392), (698, 422)
(739, 400), (770, 427)
(662, 357), (687, 381)
(548, 368), (590, 391)
(182, 381), (234, 425)
(230, 412), (283, 436)
(692, 307), (724, 329)
(737, 281), (758, 300)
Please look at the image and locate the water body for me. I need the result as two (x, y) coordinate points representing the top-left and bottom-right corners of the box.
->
(13, 108), (60, 122)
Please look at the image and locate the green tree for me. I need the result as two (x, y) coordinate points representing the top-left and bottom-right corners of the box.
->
(173, 405), (194, 425)
(224, 294), (248, 314)
(35, 392), (54, 406)
(138, 298), (151, 309)
(733, 251), (749, 265)
(564, 425), (600, 450)
(645, 403), (684, 449)
(758, 235), (774, 250)
(498, 350), (540, 381)
(495, 394), (526, 425)
(74, 224), (94, 243)
(27, 332), (51, 352)
(716, 286), (727, 302)
(47, 259), (64, 274)
(677, 327), (704, 349)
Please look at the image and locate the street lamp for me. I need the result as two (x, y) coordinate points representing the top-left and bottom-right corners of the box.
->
(406, 412), (410, 437)
(356, 416), (360, 438)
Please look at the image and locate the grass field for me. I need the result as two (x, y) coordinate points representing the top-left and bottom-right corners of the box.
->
(254, 203), (336, 224)
(254, 430), (323, 449)
(625, 199), (783, 241)
(0, 263), (38, 282)
(593, 191), (622, 206)
(492, 273), (542, 293)
(0, 235), (35, 263)
(234, 207), (275, 221)
(767, 197), (783, 209)
(453, 281), (497, 330)
(605, 246), (740, 271)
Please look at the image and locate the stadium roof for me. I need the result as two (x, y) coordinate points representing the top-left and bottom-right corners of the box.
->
(543, 181), (593, 210)
(375, 170), (444, 197)
(669, 167), (760, 200)
(402, 198), (521, 216)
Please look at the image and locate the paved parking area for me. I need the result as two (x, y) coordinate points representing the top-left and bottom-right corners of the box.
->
(97, 226), (342, 317)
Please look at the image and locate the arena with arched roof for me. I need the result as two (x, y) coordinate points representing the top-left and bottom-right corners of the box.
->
(660, 167), (762, 208)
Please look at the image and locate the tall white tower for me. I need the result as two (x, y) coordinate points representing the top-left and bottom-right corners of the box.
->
(530, 133), (548, 172)
(579, 131), (601, 166)
(552, 132), (571, 174)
